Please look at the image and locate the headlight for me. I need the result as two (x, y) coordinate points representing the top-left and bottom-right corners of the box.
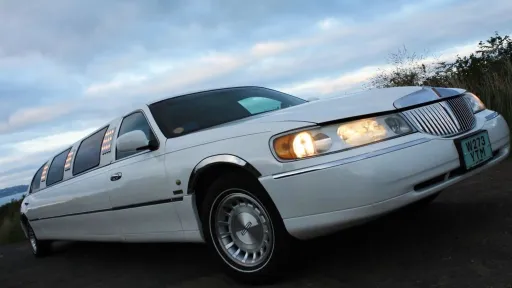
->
(337, 115), (412, 147)
(464, 92), (485, 113)
(273, 131), (333, 160)
(272, 113), (414, 160)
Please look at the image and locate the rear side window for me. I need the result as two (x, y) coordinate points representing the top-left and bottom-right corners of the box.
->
(116, 112), (156, 160)
(46, 148), (71, 186)
(30, 165), (45, 193)
(73, 127), (108, 175)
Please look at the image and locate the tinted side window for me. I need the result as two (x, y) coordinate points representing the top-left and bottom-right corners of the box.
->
(73, 127), (108, 175)
(46, 148), (71, 186)
(30, 165), (45, 193)
(116, 112), (156, 160)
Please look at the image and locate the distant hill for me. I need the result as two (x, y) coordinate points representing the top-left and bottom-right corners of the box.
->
(0, 185), (28, 198)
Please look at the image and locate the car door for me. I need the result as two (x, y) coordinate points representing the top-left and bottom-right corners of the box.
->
(25, 126), (119, 241)
(106, 109), (182, 239)
(23, 163), (49, 238)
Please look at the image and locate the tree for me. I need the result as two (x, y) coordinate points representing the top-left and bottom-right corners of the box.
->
(366, 46), (434, 89)
(366, 32), (512, 90)
(433, 32), (512, 93)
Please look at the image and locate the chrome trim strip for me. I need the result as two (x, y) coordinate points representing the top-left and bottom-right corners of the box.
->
(402, 97), (476, 137)
(425, 106), (446, 134)
(441, 101), (461, 130)
(194, 154), (247, 171)
(432, 104), (456, 133)
(449, 97), (473, 129)
(485, 111), (499, 121)
(402, 111), (422, 131)
(272, 138), (431, 179)
(449, 98), (465, 128)
(417, 108), (437, 134)
(29, 197), (184, 222)
(188, 154), (261, 194)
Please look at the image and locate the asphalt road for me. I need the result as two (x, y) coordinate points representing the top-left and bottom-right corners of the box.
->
(1, 160), (512, 288)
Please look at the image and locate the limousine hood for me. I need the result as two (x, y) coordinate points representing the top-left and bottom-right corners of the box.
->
(243, 86), (466, 125)
(166, 86), (466, 152)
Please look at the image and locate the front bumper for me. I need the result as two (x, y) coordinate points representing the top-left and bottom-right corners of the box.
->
(259, 111), (510, 240)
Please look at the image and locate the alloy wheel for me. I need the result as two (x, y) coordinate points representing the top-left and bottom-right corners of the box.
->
(212, 190), (274, 269)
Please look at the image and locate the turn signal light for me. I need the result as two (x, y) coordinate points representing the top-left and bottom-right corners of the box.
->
(64, 150), (74, 171)
(101, 128), (116, 154)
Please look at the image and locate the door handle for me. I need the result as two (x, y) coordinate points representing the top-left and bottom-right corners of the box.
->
(110, 172), (122, 181)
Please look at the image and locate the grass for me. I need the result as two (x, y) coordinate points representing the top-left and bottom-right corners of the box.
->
(0, 198), (26, 244)
(447, 59), (512, 128)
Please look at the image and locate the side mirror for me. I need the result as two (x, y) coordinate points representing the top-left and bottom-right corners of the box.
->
(116, 130), (156, 152)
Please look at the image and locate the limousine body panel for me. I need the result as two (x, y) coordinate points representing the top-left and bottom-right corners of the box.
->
(26, 167), (116, 239)
(19, 86), (509, 281)
(106, 151), (184, 236)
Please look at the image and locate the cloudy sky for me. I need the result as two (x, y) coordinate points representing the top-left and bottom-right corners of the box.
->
(0, 0), (511, 189)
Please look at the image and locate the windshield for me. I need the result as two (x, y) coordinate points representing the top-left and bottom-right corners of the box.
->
(149, 86), (306, 138)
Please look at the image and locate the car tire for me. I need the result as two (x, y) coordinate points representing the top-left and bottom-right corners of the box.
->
(27, 222), (52, 258)
(200, 172), (291, 284)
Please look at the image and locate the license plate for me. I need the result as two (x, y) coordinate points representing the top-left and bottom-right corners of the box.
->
(457, 131), (493, 170)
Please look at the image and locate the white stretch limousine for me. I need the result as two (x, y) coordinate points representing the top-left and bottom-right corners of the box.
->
(20, 86), (509, 281)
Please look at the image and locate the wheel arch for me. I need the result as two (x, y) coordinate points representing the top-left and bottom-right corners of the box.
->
(188, 154), (261, 194)
(188, 154), (262, 220)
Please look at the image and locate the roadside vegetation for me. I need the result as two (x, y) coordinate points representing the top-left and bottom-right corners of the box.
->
(0, 197), (25, 244)
(366, 32), (512, 127)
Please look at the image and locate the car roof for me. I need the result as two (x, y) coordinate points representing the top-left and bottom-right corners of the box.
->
(146, 85), (276, 106)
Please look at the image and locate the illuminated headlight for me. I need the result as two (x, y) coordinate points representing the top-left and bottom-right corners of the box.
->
(463, 92), (486, 113)
(273, 131), (333, 160)
(337, 114), (413, 147)
(272, 113), (414, 161)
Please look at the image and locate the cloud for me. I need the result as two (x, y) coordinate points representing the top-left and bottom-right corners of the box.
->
(0, 168), (34, 189)
(12, 128), (96, 155)
(250, 40), (303, 57)
(0, 104), (74, 132)
(77, 0), (512, 101)
(85, 74), (149, 96)
(279, 42), (482, 98)
(83, 51), (247, 101)
(0, 127), (97, 168)
(141, 52), (247, 96)
(0, 126), (98, 189)
(279, 65), (384, 97)
(1, 0), (512, 187)
(317, 18), (343, 30)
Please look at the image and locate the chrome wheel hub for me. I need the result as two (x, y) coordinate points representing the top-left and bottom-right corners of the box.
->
(214, 191), (274, 267)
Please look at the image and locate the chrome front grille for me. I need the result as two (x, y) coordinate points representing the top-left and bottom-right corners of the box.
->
(401, 96), (476, 136)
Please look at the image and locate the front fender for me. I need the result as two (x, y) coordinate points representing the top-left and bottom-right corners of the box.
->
(187, 154), (261, 193)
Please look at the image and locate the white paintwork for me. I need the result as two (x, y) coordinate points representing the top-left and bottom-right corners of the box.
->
(284, 141), (509, 239)
(20, 86), (510, 248)
(225, 87), (422, 124)
(260, 112), (510, 238)
(107, 151), (183, 235)
(27, 166), (115, 239)
(116, 130), (150, 152)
